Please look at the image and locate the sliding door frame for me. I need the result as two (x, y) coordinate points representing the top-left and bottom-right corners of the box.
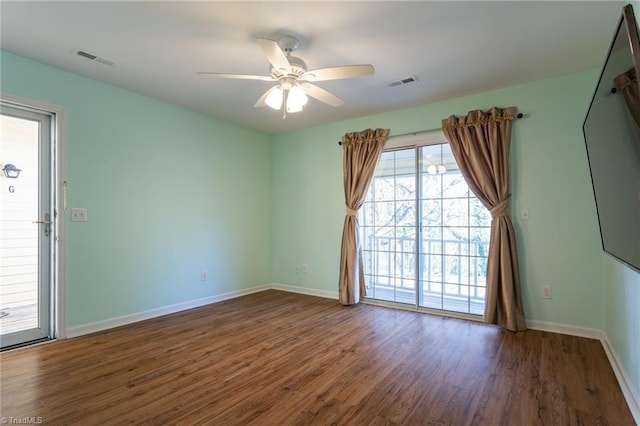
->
(361, 131), (489, 322)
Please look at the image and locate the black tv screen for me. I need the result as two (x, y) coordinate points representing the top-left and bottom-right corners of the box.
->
(583, 4), (640, 272)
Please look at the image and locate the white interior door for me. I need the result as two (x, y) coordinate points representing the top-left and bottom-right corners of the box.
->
(0, 103), (55, 349)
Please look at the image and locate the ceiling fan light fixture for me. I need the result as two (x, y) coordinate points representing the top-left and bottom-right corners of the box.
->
(199, 35), (374, 119)
(286, 103), (303, 113)
(286, 98), (304, 113)
(287, 85), (308, 111)
(426, 164), (447, 175)
(265, 87), (284, 110)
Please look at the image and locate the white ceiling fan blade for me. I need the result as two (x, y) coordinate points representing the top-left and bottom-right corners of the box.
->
(197, 72), (276, 82)
(303, 83), (344, 107)
(257, 38), (291, 74)
(254, 86), (280, 108)
(300, 64), (374, 82)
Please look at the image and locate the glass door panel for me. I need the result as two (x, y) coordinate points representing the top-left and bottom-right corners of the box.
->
(0, 104), (54, 349)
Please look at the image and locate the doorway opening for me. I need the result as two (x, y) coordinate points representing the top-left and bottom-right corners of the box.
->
(1, 99), (61, 350)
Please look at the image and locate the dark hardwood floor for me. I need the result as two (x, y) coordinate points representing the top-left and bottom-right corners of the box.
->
(0, 290), (634, 425)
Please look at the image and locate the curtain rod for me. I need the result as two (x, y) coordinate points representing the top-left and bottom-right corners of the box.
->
(337, 113), (525, 145)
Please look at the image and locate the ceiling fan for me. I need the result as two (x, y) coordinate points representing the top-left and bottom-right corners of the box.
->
(198, 35), (375, 119)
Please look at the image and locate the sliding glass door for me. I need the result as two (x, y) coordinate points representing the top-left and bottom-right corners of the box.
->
(360, 134), (490, 315)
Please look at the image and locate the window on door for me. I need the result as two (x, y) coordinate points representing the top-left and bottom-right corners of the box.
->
(1, 101), (56, 350)
(359, 131), (490, 316)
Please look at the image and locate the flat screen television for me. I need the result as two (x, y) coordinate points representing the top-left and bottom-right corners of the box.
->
(583, 4), (640, 272)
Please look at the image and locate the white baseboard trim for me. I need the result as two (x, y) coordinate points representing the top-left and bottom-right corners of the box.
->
(62, 286), (639, 423)
(65, 284), (271, 338)
(600, 333), (640, 424)
(527, 319), (639, 424)
(268, 283), (339, 300)
(64, 283), (334, 338)
(526, 319), (603, 340)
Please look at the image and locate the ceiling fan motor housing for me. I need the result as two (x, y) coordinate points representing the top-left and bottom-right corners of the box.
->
(277, 35), (299, 53)
(270, 56), (307, 78)
(198, 33), (372, 113)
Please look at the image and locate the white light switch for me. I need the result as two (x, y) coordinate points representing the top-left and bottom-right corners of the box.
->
(520, 208), (529, 220)
(71, 208), (87, 222)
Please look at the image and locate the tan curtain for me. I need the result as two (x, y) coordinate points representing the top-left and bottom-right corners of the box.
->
(442, 107), (526, 331)
(615, 67), (640, 136)
(339, 128), (390, 305)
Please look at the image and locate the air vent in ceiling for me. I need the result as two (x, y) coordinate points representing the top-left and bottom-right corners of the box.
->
(387, 75), (419, 88)
(74, 49), (116, 67)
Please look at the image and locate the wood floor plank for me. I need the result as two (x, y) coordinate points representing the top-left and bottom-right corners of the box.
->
(0, 290), (635, 425)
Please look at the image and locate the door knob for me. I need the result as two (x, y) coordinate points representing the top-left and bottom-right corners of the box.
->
(32, 213), (51, 236)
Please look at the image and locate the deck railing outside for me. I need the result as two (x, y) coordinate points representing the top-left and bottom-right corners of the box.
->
(362, 234), (488, 313)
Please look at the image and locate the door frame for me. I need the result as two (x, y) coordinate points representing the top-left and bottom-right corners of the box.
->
(2, 92), (67, 341)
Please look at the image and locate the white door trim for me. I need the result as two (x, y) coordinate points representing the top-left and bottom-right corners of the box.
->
(1, 92), (67, 340)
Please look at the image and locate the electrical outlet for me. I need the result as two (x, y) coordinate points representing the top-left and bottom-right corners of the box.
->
(71, 208), (87, 222)
(200, 270), (208, 281)
(520, 208), (529, 220)
(302, 264), (308, 274)
(542, 285), (552, 299)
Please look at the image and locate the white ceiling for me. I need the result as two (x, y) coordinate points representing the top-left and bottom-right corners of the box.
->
(0, 1), (623, 135)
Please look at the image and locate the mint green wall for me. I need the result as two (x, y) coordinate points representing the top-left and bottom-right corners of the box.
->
(602, 0), (640, 407)
(586, 44), (639, 396)
(604, 256), (639, 402)
(1, 51), (272, 327)
(2, 36), (637, 400)
(1, 22), (638, 414)
(272, 69), (604, 329)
